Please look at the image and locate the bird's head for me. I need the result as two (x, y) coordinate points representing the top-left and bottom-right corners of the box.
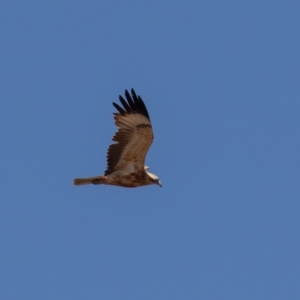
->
(146, 171), (162, 187)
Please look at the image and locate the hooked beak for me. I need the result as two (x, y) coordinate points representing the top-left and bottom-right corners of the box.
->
(157, 180), (162, 187)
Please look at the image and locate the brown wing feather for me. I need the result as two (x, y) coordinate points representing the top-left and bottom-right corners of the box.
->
(104, 89), (153, 176)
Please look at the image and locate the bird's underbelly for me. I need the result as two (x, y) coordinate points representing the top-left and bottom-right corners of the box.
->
(105, 172), (146, 188)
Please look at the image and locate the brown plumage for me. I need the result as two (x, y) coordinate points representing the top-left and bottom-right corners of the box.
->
(73, 89), (161, 188)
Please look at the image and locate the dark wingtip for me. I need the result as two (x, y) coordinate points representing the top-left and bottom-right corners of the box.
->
(113, 102), (126, 115)
(131, 88), (150, 120)
(113, 88), (151, 121)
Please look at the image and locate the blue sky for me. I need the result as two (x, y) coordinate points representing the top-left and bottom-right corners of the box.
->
(1, 1), (299, 299)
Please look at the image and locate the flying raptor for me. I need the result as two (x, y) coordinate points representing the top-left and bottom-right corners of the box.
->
(73, 88), (162, 188)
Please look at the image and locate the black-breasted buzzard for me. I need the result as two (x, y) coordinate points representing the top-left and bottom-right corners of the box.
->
(73, 89), (161, 188)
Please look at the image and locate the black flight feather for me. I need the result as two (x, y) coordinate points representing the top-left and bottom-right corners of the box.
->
(113, 89), (150, 121)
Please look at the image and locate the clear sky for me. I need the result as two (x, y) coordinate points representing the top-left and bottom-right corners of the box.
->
(1, 1), (299, 299)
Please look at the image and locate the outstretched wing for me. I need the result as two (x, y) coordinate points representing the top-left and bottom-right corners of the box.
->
(104, 89), (154, 175)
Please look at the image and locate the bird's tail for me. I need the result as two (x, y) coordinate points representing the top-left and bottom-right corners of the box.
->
(73, 176), (105, 186)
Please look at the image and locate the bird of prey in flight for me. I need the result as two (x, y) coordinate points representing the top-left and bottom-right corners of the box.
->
(73, 88), (162, 188)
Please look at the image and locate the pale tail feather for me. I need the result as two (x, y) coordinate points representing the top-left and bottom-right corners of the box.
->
(73, 176), (104, 186)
